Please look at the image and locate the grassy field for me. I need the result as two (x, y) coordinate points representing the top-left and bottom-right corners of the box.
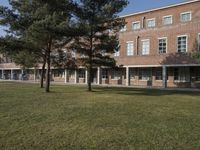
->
(0, 82), (200, 150)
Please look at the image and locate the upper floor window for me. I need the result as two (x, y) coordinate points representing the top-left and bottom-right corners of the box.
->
(141, 39), (150, 55)
(177, 35), (187, 53)
(71, 50), (76, 58)
(163, 15), (172, 25)
(147, 18), (156, 28)
(158, 38), (167, 54)
(132, 21), (140, 30)
(120, 25), (127, 32)
(126, 42), (134, 56)
(114, 50), (120, 57)
(180, 11), (192, 22)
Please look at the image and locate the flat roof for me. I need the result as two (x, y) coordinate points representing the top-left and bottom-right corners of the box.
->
(120, 0), (200, 18)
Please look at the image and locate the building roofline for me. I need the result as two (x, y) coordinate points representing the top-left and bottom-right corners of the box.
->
(120, 0), (200, 18)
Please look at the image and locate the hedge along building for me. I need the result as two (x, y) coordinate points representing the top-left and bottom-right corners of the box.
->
(0, 0), (200, 88)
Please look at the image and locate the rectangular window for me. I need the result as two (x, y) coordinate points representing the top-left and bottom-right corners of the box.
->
(102, 69), (108, 79)
(111, 70), (120, 80)
(181, 11), (192, 22)
(174, 67), (190, 81)
(177, 36), (187, 53)
(163, 15), (172, 25)
(127, 42), (134, 56)
(155, 68), (162, 80)
(158, 38), (167, 54)
(129, 68), (136, 79)
(114, 50), (120, 57)
(196, 67), (200, 81)
(142, 39), (150, 55)
(120, 25), (126, 32)
(71, 50), (76, 58)
(132, 21), (140, 30)
(139, 68), (151, 80)
(78, 69), (85, 78)
(147, 18), (156, 28)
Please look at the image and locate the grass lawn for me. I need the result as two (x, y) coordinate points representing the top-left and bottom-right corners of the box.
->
(0, 82), (200, 150)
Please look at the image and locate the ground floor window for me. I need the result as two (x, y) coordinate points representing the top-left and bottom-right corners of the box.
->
(155, 68), (162, 80)
(78, 69), (85, 78)
(139, 68), (151, 80)
(53, 69), (64, 77)
(68, 70), (75, 78)
(129, 68), (136, 79)
(196, 67), (200, 81)
(174, 67), (190, 81)
(102, 69), (108, 79)
(111, 70), (121, 80)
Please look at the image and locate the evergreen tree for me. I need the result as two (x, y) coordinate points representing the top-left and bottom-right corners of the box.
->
(71, 0), (128, 91)
(0, 0), (76, 92)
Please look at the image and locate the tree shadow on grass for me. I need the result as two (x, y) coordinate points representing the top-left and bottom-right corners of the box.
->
(91, 86), (200, 97)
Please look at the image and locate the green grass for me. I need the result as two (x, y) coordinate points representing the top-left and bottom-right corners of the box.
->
(0, 82), (200, 150)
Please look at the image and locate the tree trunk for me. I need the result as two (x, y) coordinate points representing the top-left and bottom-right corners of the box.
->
(40, 60), (46, 88)
(45, 41), (51, 93)
(87, 65), (92, 91)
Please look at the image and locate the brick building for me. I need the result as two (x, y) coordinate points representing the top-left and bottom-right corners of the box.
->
(0, 0), (200, 88)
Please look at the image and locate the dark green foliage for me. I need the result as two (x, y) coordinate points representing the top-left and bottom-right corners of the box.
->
(0, 0), (77, 92)
(192, 52), (200, 63)
(71, 0), (128, 91)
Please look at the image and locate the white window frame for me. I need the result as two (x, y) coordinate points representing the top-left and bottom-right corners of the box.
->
(147, 18), (156, 28)
(163, 15), (173, 25)
(132, 21), (140, 30)
(141, 39), (150, 55)
(177, 35), (188, 53)
(126, 41), (134, 56)
(180, 11), (192, 22)
(158, 37), (167, 54)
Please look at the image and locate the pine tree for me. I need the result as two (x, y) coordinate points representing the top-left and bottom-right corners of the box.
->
(71, 0), (128, 91)
(0, 0), (76, 92)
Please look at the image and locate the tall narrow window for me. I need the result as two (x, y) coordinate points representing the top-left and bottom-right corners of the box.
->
(127, 42), (134, 56)
(142, 39), (150, 55)
(196, 67), (200, 81)
(163, 15), (172, 25)
(78, 69), (85, 78)
(177, 36), (187, 53)
(158, 38), (167, 54)
(102, 69), (108, 79)
(147, 18), (156, 28)
(155, 68), (162, 80)
(181, 12), (191, 22)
